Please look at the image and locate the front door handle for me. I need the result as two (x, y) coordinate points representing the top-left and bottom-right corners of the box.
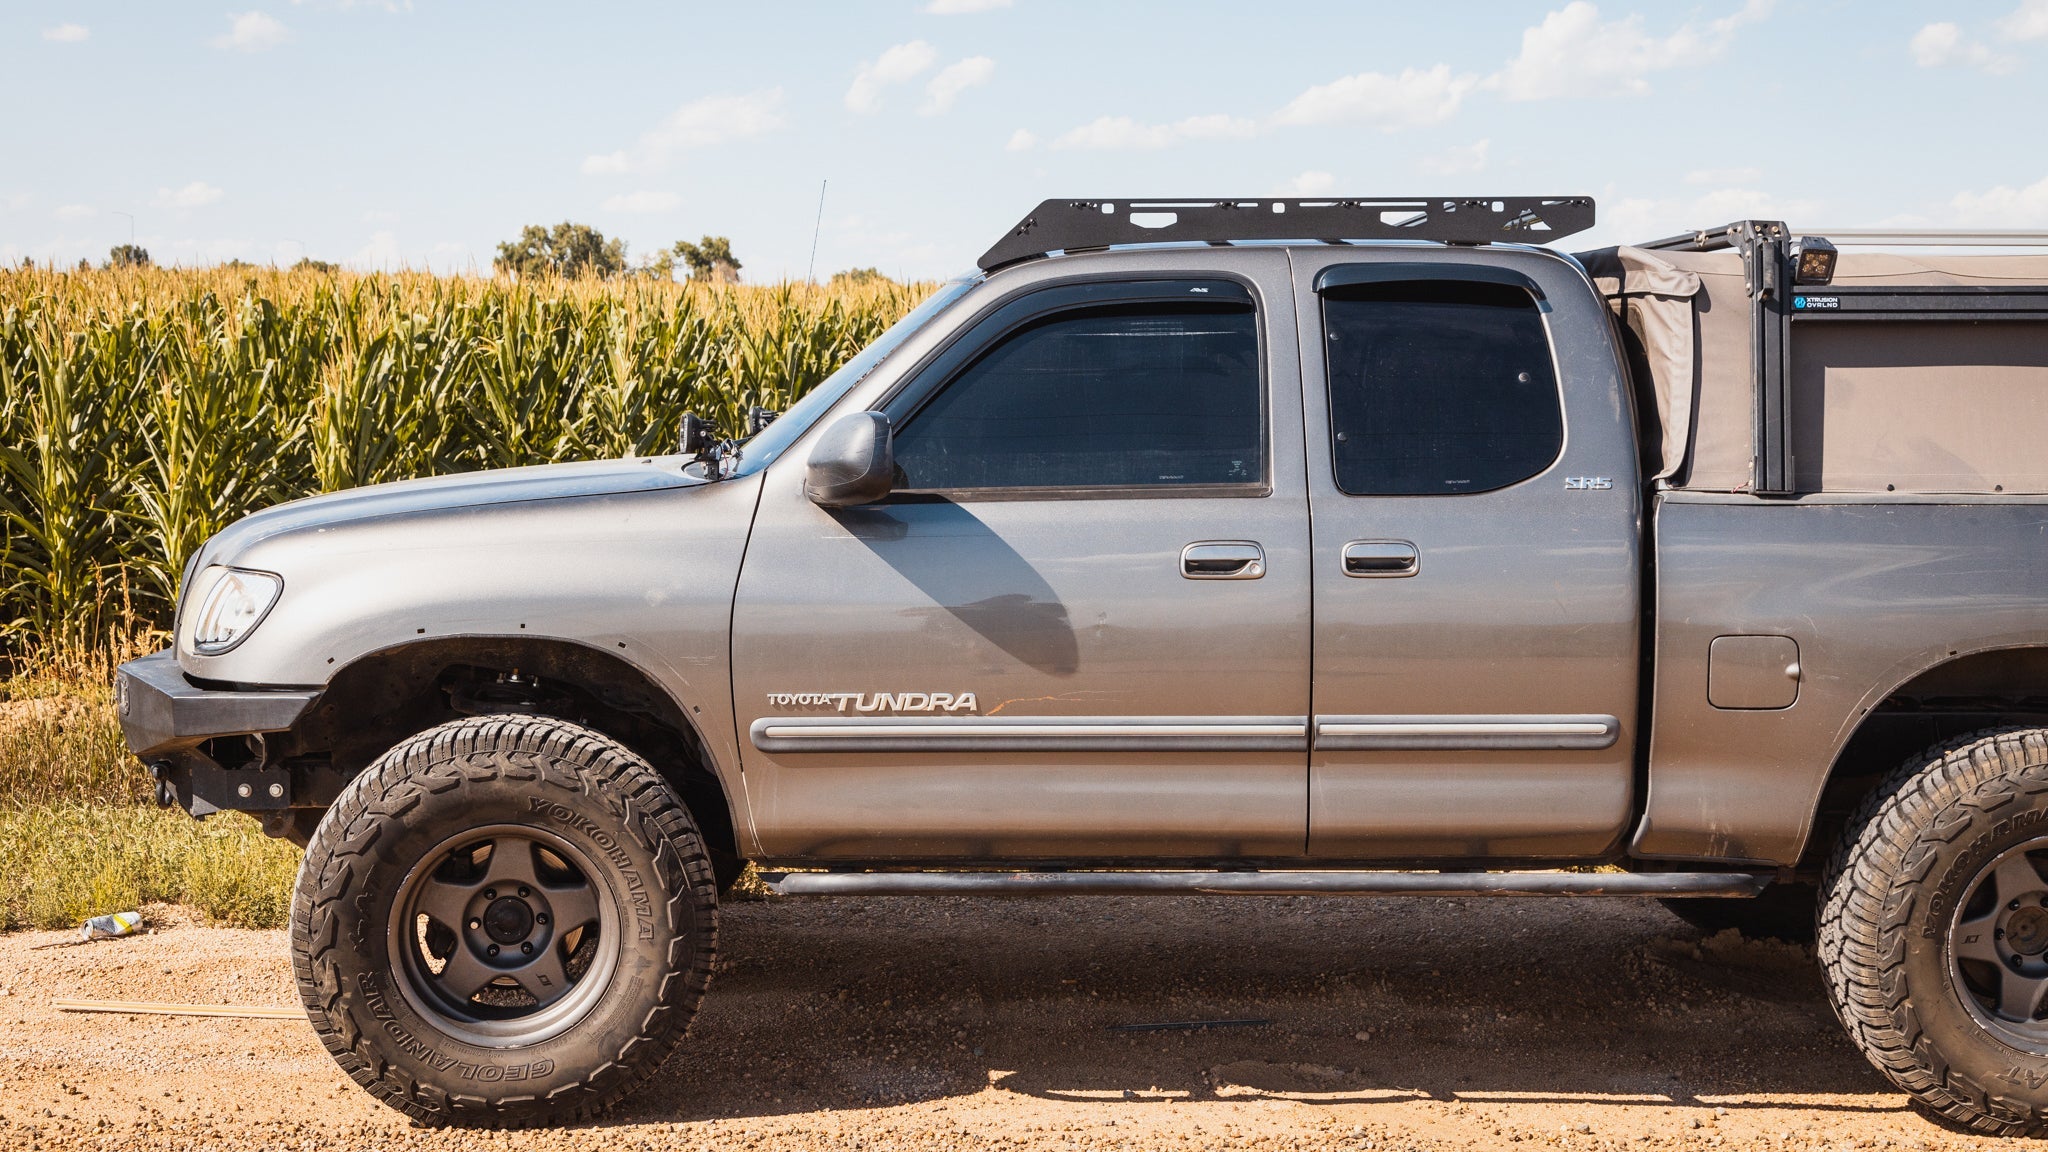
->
(1343, 540), (1418, 578)
(1182, 541), (1266, 580)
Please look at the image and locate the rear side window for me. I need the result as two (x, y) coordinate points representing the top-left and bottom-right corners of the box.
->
(892, 300), (1262, 490)
(1322, 280), (1561, 495)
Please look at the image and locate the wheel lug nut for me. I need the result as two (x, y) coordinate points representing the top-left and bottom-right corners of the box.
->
(488, 944), (499, 957)
(469, 919), (481, 931)
(536, 913), (548, 925)
(521, 942), (533, 955)
(484, 889), (496, 901)
(519, 886), (530, 898)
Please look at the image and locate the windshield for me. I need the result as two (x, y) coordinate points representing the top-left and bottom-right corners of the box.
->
(730, 277), (978, 477)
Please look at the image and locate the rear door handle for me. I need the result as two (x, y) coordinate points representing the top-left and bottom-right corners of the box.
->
(1182, 541), (1266, 580)
(1343, 540), (1418, 578)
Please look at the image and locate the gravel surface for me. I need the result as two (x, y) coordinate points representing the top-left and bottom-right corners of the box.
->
(0, 893), (2013, 1150)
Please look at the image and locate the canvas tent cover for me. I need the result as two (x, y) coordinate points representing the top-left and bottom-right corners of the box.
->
(1577, 246), (2048, 493)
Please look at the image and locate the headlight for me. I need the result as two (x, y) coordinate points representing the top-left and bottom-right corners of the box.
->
(189, 567), (283, 655)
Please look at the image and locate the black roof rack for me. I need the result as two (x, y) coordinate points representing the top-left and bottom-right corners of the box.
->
(978, 196), (1597, 271)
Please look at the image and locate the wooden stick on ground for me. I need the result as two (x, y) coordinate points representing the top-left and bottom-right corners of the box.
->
(54, 998), (302, 1020)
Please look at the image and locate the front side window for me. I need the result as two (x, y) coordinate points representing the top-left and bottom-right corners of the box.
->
(1323, 280), (1561, 495)
(892, 295), (1262, 490)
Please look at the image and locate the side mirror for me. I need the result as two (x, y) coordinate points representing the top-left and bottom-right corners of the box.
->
(804, 411), (895, 507)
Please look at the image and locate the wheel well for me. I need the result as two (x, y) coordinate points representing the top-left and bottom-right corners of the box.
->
(285, 636), (740, 863)
(1807, 646), (2048, 868)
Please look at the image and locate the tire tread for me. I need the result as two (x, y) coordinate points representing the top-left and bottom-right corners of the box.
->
(289, 715), (717, 1127)
(1819, 725), (2048, 1137)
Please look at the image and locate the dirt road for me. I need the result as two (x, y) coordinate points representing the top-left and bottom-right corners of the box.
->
(0, 893), (2006, 1150)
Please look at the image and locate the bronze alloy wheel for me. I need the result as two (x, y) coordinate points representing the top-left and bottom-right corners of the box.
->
(388, 824), (621, 1048)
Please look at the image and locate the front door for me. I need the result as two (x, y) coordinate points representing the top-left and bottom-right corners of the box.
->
(732, 257), (1311, 860)
(1294, 252), (1642, 860)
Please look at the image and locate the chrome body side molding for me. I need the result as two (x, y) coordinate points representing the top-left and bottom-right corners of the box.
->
(751, 713), (1622, 753)
(1313, 714), (1620, 751)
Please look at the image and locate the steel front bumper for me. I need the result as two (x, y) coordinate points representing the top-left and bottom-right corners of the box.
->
(115, 649), (319, 816)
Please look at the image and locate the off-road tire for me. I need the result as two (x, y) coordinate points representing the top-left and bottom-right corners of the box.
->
(1661, 883), (1817, 942)
(290, 715), (717, 1127)
(1819, 726), (2048, 1136)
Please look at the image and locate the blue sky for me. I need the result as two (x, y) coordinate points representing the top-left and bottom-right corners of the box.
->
(4, 1), (2046, 279)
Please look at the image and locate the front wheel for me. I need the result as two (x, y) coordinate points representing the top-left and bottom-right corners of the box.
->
(291, 716), (717, 1126)
(1820, 727), (2048, 1136)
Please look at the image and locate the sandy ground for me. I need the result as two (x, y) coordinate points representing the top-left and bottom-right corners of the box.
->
(0, 893), (2022, 1150)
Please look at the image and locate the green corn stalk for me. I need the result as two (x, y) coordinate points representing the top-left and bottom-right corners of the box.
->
(0, 264), (931, 664)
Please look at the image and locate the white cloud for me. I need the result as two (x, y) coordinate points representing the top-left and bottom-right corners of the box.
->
(602, 190), (680, 213)
(1053, 113), (1257, 150)
(154, 181), (224, 209)
(581, 90), (785, 174)
(1489, 0), (1770, 101)
(2000, 0), (2048, 41)
(819, 212), (951, 276)
(1005, 128), (1038, 151)
(54, 204), (95, 221)
(216, 11), (291, 52)
(920, 56), (994, 115)
(845, 41), (937, 114)
(924, 0), (1010, 11)
(426, 241), (472, 272)
(1278, 171), (1336, 196)
(1599, 186), (1822, 247)
(1948, 174), (2048, 226)
(1274, 65), (1475, 131)
(1420, 139), (1491, 177)
(1685, 166), (1763, 185)
(354, 230), (402, 270)
(42, 23), (90, 42)
(1910, 22), (2015, 73)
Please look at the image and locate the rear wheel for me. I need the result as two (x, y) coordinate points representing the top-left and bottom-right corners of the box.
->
(291, 715), (717, 1126)
(1820, 727), (2048, 1136)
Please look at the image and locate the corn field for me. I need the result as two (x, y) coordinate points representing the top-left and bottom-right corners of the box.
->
(0, 266), (929, 658)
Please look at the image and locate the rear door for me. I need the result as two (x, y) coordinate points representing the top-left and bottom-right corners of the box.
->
(731, 253), (1312, 860)
(1293, 251), (1642, 859)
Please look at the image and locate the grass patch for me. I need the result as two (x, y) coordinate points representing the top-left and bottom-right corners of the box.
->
(0, 654), (148, 807)
(2, 654), (299, 932)
(0, 801), (300, 930)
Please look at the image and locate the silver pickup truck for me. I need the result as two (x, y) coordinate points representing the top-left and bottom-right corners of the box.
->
(115, 197), (2048, 1132)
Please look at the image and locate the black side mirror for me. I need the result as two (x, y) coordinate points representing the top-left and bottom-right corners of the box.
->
(805, 412), (895, 507)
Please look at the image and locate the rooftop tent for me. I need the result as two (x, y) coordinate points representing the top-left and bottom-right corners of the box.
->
(1579, 245), (2048, 493)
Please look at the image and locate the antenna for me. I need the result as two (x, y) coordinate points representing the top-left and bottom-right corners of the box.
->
(807, 179), (828, 284)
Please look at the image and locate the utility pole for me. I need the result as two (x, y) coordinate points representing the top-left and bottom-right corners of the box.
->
(807, 179), (827, 285)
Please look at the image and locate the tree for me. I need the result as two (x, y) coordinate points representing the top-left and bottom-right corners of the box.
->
(109, 243), (151, 268)
(829, 267), (889, 287)
(672, 235), (741, 283)
(492, 222), (627, 280)
(635, 250), (677, 281)
(292, 257), (339, 274)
